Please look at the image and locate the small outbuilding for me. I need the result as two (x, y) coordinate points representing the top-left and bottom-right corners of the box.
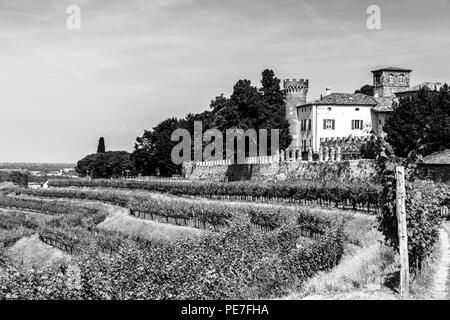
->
(418, 149), (450, 182)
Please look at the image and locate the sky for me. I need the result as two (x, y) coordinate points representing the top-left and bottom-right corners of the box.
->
(0, 0), (449, 163)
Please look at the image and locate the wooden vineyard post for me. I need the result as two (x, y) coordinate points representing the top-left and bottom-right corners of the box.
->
(396, 166), (409, 299)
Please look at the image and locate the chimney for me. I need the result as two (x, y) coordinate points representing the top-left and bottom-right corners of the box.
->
(326, 87), (332, 96)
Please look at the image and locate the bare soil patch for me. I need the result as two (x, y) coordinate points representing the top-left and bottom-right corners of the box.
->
(7, 233), (70, 270)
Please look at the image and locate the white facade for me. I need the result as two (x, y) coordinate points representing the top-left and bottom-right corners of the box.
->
(284, 67), (417, 153)
(371, 111), (389, 135)
(297, 103), (373, 152)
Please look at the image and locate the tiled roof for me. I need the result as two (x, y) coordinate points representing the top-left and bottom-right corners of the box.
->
(372, 97), (395, 112)
(422, 149), (450, 165)
(301, 93), (378, 106)
(372, 67), (412, 73)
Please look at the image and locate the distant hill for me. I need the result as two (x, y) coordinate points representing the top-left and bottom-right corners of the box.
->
(0, 163), (75, 172)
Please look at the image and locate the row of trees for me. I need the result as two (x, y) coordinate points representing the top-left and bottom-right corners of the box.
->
(131, 69), (292, 176)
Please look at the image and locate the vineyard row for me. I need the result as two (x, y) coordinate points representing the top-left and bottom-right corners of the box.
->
(48, 179), (382, 213)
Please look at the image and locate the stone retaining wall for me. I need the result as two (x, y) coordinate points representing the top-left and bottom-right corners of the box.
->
(183, 159), (378, 182)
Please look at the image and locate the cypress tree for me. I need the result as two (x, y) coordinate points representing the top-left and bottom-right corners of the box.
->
(97, 137), (106, 153)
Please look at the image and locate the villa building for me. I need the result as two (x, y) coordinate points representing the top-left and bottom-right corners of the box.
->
(283, 67), (435, 153)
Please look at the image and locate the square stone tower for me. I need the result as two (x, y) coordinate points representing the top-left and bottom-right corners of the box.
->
(372, 67), (412, 98)
(283, 79), (309, 148)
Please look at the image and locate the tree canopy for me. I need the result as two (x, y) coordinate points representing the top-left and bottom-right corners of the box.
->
(384, 85), (450, 157)
(132, 118), (184, 177)
(76, 151), (134, 179)
(133, 69), (291, 176)
(355, 84), (374, 96)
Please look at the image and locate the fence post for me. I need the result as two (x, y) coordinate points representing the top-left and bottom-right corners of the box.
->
(396, 166), (409, 299)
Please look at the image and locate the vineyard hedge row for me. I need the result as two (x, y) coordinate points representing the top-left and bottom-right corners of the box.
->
(378, 178), (450, 272)
(2, 224), (345, 300)
(9, 187), (341, 232)
(0, 196), (98, 217)
(0, 189), (346, 299)
(0, 211), (38, 248)
(48, 179), (382, 212)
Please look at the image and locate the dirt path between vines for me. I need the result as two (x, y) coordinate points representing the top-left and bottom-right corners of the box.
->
(10, 194), (205, 242)
(433, 223), (450, 299)
(7, 233), (71, 270)
(96, 203), (205, 242)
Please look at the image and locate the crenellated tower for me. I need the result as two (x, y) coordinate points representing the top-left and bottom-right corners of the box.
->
(283, 78), (309, 148)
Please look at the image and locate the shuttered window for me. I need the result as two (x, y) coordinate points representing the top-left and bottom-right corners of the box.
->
(301, 119), (311, 131)
(352, 120), (363, 130)
(323, 119), (335, 130)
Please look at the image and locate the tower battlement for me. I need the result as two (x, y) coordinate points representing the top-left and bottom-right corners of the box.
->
(283, 79), (309, 92)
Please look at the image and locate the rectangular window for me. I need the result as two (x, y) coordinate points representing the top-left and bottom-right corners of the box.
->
(323, 119), (335, 130)
(302, 140), (307, 150)
(352, 120), (363, 130)
(308, 119), (312, 130)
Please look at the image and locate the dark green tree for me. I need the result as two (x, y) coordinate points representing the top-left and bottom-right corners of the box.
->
(355, 85), (374, 96)
(130, 148), (153, 176)
(133, 118), (183, 177)
(209, 94), (232, 113)
(384, 86), (450, 157)
(76, 151), (134, 179)
(132, 69), (295, 175)
(97, 137), (106, 153)
(259, 69), (292, 151)
(0, 171), (28, 187)
(359, 134), (377, 159)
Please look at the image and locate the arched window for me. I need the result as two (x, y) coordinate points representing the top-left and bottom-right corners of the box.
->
(375, 76), (381, 85)
(399, 75), (405, 84)
(388, 74), (394, 84)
